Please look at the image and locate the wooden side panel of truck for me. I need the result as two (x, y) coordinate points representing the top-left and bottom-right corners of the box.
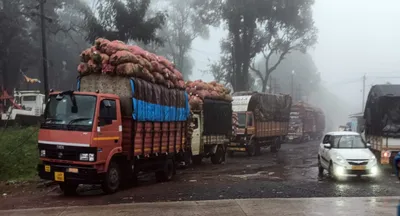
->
(255, 121), (289, 137)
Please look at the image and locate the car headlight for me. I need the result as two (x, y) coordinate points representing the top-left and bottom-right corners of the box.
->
(79, 153), (95, 161)
(40, 150), (46, 157)
(335, 155), (347, 165)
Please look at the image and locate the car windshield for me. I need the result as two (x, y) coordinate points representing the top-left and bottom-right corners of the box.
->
(44, 94), (96, 127)
(334, 135), (366, 149)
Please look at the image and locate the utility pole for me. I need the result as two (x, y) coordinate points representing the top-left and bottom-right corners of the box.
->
(291, 70), (295, 100)
(362, 74), (366, 112)
(39, 0), (49, 101)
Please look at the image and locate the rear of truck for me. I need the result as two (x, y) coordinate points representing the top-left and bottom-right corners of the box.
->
(364, 84), (400, 171)
(288, 103), (325, 143)
(190, 98), (232, 164)
(228, 92), (291, 156)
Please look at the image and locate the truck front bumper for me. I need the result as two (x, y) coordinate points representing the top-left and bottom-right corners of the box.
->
(227, 141), (247, 152)
(38, 163), (104, 184)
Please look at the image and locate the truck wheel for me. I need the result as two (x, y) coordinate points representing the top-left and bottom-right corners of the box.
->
(211, 146), (224, 164)
(191, 155), (202, 165)
(155, 159), (174, 182)
(247, 142), (256, 157)
(59, 183), (78, 196)
(270, 138), (281, 153)
(102, 161), (121, 194)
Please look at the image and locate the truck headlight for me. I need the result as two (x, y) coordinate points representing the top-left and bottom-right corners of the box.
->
(89, 153), (95, 162)
(79, 153), (95, 161)
(79, 153), (88, 161)
(40, 150), (46, 157)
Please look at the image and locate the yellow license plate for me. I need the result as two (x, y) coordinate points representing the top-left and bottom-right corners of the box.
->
(54, 172), (65, 182)
(352, 165), (366, 170)
(45, 165), (51, 172)
(381, 158), (389, 164)
(228, 147), (246, 152)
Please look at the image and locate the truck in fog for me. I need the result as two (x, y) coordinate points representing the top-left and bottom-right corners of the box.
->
(227, 91), (291, 156)
(188, 98), (232, 165)
(363, 84), (400, 169)
(287, 102), (325, 143)
(38, 73), (190, 195)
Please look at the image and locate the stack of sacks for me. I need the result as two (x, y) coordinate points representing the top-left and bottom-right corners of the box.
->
(185, 80), (232, 110)
(77, 38), (185, 89)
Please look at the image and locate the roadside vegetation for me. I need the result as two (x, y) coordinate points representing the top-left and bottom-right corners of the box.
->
(0, 127), (39, 181)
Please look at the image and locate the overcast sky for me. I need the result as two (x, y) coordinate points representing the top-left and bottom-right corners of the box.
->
(190, 0), (400, 114)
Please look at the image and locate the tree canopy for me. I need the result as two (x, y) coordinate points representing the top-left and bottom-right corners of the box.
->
(195, 0), (317, 92)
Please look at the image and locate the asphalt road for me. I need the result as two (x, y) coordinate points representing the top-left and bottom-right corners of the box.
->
(1, 141), (400, 210)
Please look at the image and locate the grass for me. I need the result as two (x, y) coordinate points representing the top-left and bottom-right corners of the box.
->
(0, 127), (39, 181)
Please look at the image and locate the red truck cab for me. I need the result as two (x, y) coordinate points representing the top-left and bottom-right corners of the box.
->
(38, 90), (126, 194)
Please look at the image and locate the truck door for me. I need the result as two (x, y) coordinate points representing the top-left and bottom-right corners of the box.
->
(191, 114), (201, 156)
(95, 99), (122, 160)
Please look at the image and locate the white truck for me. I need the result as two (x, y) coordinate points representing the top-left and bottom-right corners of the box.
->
(189, 98), (232, 164)
(1, 89), (46, 125)
(363, 84), (400, 169)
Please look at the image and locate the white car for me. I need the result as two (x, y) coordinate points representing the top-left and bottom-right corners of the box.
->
(317, 131), (379, 179)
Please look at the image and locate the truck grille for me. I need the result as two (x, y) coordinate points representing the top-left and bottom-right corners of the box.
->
(38, 143), (97, 161)
(347, 160), (369, 165)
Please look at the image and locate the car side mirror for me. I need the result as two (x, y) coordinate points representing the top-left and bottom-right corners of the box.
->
(366, 143), (371, 148)
(323, 143), (331, 149)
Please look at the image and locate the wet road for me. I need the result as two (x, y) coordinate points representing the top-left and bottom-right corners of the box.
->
(1, 141), (400, 210)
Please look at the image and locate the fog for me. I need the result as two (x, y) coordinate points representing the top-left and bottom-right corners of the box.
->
(190, 0), (400, 119)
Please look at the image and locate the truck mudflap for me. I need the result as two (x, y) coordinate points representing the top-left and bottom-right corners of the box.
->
(38, 163), (104, 184)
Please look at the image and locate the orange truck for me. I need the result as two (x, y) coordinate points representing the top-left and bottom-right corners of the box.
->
(37, 74), (190, 195)
(228, 91), (292, 156)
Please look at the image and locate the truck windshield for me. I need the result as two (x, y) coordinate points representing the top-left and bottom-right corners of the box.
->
(43, 94), (96, 130)
(334, 135), (366, 149)
(237, 113), (246, 128)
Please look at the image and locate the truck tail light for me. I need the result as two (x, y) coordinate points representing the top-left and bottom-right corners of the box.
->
(382, 151), (391, 158)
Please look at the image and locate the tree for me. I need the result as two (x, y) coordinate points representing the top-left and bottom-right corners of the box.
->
(193, 0), (317, 92)
(85, 0), (166, 44)
(0, 0), (37, 92)
(252, 51), (320, 99)
(249, 0), (317, 92)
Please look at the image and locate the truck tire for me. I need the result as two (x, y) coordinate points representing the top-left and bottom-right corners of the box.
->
(247, 141), (256, 157)
(102, 161), (121, 194)
(155, 159), (174, 182)
(59, 183), (78, 196)
(270, 138), (281, 153)
(211, 145), (224, 164)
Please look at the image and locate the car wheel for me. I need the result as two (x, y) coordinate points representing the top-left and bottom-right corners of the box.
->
(318, 157), (324, 175)
(329, 162), (337, 180)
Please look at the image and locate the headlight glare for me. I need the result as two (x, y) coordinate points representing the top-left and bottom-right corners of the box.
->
(335, 155), (347, 164)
